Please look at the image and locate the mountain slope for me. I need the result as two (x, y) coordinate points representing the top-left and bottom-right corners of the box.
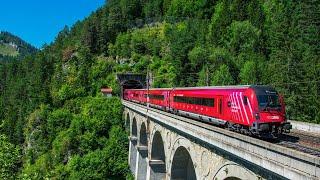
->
(0, 0), (319, 179)
(0, 43), (19, 57)
(0, 31), (38, 60)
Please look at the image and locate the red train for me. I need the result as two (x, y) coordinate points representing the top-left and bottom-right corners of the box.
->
(124, 85), (292, 137)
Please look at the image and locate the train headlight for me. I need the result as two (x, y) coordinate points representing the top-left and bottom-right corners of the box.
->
(255, 113), (260, 120)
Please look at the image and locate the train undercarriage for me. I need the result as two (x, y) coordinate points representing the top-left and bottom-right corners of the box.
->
(227, 121), (292, 139)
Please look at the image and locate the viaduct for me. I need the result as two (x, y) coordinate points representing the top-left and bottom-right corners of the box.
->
(123, 101), (319, 180)
(117, 74), (320, 180)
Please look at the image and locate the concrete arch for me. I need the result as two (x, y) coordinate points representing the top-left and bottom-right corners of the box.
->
(213, 162), (259, 180)
(171, 146), (197, 180)
(150, 131), (166, 180)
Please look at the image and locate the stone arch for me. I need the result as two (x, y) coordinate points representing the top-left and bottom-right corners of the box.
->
(213, 162), (258, 180)
(125, 113), (130, 131)
(150, 131), (166, 179)
(171, 146), (197, 180)
(225, 178), (241, 180)
(151, 131), (165, 162)
(139, 122), (148, 146)
(132, 117), (137, 137)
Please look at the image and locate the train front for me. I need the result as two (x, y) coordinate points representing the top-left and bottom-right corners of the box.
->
(250, 86), (292, 137)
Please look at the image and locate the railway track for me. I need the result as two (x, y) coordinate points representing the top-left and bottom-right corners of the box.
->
(276, 130), (320, 157)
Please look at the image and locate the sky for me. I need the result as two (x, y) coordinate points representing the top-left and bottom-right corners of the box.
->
(0, 0), (105, 48)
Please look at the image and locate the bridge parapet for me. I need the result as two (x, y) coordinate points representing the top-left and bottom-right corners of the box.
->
(289, 120), (320, 135)
(123, 100), (320, 180)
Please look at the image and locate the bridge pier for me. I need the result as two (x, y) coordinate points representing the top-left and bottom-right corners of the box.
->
(136, 146), (148, 180)
(149, 160), (166, 180)
(129, 137), (137, 173)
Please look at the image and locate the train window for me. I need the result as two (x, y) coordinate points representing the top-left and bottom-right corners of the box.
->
(174, 96), (184, 103)
(202, 98), (214, 107)
(243, 96), (248, 105)
(173, 96), (214, 107)
(149, 94), (164, 100)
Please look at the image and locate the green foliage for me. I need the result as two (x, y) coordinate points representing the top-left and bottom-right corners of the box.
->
(51, 47), (93, 105)
(21, 97), (129, 179)
(188, 46), (210, 69)
(197, 65), (210, 86)
(68, 126), (128, 179)
(51, 130), (73, 164)
(20, 153), (52, 180)
(68, 150), (107, 179)
(109, 33), (132, 58)
(208, 0), (264, 46)
(166, 0), (214, 18)
(151, 57), (178, 88)
(226, 20), (261, 54)
(0, 53), (53, 144)
(24, 104), (51, 164)
(208, 47), (234, 67)
(0, 135), (21, 180)
(102, 126), (129, 176)
(263, 0), (320, 122)
(211, 64), (235, 85)
(89, 56), (117, 95)
(208, 0), (231, 45)
(143, 0), (164, 18)
(47, 109), (73, 142)
(239, 60), (258, 84)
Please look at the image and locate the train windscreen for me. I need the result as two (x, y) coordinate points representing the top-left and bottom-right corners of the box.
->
(252, 85), (282, 110)
(257, 94), (281, 110)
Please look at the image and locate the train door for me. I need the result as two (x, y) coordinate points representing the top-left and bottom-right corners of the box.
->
(166, 91), (170, 111)
(217, 96), (223, 118)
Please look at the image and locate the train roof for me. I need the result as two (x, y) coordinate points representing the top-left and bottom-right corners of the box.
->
(126, 85), (274, 91)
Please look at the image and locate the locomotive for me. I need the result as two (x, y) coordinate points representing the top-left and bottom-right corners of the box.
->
(124, 85), (292, 138)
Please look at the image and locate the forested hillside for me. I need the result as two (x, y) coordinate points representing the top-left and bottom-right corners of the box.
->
(0, 0), (319, 179)
(0, 31), (38, 61)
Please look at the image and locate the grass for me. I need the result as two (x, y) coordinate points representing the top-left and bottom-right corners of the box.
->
(0, 43), (19, 57)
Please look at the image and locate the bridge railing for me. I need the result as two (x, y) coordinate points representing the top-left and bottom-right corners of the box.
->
(289, 120), (320, 135)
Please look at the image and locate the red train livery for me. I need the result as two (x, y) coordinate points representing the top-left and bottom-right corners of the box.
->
(124, 85), (292, 137)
